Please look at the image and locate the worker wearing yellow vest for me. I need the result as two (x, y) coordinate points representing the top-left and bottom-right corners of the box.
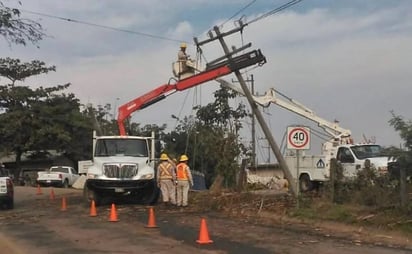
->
(176, 154), (193, 207)
(157, 153), (177, 206)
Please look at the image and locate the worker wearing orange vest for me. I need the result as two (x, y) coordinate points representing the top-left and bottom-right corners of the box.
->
(157, 153), (177, 206)
(176, 154), (193, 207)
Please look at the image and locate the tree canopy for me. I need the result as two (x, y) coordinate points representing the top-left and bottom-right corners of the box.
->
(389, 112), (412, 176)
(164, 86), (248, 188)
(0, 58), (94, 172)
(0, 1), (45, 47)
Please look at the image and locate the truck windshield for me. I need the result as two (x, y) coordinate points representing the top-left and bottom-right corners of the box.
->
(95, 138), (148, 157)
(351, 145), (383, 159)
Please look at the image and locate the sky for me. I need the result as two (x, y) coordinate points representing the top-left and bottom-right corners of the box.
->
(1, 0), (411, 164)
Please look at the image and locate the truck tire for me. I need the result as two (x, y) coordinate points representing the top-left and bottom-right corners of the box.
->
(7, 198), (14, 209)
(139, 180), (160, 205)
(299, 174), (314, 192)
(83, 184), (102, 206)
(63, 179), (69, 188)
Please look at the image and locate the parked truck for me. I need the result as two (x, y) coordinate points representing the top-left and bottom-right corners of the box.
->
(218, 79), (394, 191)
(37, 166), (80, 188)
(83, 132), (159, 206)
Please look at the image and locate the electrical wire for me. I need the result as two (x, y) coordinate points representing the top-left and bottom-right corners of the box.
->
(247, 0), (303, 25)
(21, 9), (186, 43)
(219, 0), (257, 28)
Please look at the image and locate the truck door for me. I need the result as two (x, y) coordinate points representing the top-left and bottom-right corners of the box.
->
(336, 147), (358, 178)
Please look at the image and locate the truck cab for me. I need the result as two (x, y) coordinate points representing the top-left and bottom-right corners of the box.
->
(84, 133), (159, 206)
(336, 144), (390, 177)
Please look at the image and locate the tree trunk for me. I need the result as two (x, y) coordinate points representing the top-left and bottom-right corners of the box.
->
(209, 174), (224, 194)
(14, 149), (23, 179)
(236, 159), (248, 192)
(400, 165), (408, 207)
(330, 158), (337, 203)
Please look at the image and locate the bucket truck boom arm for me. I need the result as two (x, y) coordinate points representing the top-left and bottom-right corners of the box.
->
(217, 79), (352, 142)
(117, 50), (266, 135)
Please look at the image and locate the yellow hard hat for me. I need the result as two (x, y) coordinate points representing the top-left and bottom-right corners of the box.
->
(179, 154), (189, 162)
(160, 153), (169, 161)
(180, 42), (187, 48)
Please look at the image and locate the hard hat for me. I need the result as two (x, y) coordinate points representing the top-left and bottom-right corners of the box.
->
(160, 153), (169, 161)
(180, 42), (187, 48)
(179, 154), (189, 162)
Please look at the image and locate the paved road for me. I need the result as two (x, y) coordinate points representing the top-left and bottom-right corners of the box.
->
(0, 186), (411, 254)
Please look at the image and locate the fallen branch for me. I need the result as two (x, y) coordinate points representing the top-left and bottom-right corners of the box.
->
(387, 219), (412, 227)
(258, 197), (264, 213)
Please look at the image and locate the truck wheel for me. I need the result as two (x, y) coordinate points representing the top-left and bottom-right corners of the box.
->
(140, 181), (160, 205)
(7, 198), (14, 209)
(83, 185), (102, 206)
(299, 174), (314, 192)
(63, 179), (69, 188)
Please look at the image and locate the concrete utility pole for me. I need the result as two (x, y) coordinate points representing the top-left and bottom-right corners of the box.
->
(250, 75), (256, 168)
(199, 24), (297, 196)
(232, 75), (256, 167)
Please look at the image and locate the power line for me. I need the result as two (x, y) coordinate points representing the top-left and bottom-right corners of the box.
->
(21, 9), (186, 43)
(247, 0), (303, 25)
(220, 0), (257, 27)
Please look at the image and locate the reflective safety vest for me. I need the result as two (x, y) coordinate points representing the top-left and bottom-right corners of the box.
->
(176, 163), (189, 180)
(159, 162), (173, 180)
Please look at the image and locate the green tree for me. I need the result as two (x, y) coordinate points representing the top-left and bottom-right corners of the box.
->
(162, 116), (192, 161)
(165, 86), (247, 188)
(389, 112), (412, 176)
(0, 1), (45, 46)
(0, 3), (94, 169)
(0, 58), (93, 174)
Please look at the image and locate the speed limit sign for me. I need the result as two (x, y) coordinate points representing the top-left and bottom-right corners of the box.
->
(287, 126), (310, 150)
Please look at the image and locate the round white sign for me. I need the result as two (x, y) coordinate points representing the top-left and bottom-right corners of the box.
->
(287, 127), (310, 150)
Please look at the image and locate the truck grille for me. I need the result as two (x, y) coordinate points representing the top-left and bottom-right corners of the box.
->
(103, 164), (138, 178)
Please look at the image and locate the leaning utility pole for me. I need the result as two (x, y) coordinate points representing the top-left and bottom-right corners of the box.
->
(232, 75), (256, 167)
(195, 22), (297, 196)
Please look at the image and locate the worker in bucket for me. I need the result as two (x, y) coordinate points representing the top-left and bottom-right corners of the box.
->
(176, 154), (194, 207)
(177, 42), (192, 73)
(157, 153), (177, 206)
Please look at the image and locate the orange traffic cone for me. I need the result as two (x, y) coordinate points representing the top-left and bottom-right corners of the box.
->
(108, 203), (119, 222)
(144, 206), (158, 228)
(50, 188), (55, 200)
(196, 218), (213, 244)
(36, 184), (43, 195)
(90, 200), (97, 217)
(61, 197), (67, 211)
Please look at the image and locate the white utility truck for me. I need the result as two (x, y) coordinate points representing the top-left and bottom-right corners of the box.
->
(37, 166), (79, 188)
(219, 79), (393, 191)
(82, 131), (159, 206)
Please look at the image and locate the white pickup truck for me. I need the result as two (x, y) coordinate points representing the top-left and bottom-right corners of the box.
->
(0, 167), (13, 209)
(37, 166), (80, 188)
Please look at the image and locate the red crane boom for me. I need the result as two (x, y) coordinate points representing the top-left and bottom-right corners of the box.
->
(117, 49), (266, 136)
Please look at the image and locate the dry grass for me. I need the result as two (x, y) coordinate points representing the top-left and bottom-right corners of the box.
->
(188, 188), (412, 236)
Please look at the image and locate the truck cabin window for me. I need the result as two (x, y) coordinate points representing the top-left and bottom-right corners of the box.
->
(337, 147), (355, 163)
(95, 139), (148, 157)
(351, 145), (382, 160)
(54, 167), (69, 173)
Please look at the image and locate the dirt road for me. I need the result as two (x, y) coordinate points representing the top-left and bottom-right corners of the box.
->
(0, 186), (411, 254)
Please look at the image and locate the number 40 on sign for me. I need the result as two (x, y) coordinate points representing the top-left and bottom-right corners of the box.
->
(287, 126), (311, 150)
